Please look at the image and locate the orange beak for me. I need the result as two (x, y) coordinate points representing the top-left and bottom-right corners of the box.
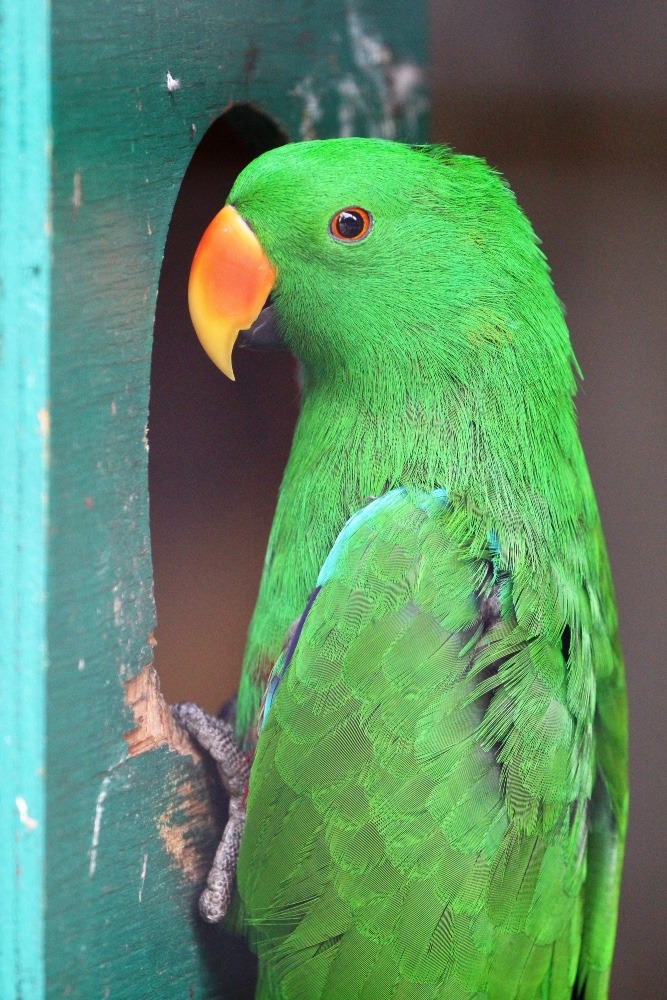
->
(188, 205), (276, 380)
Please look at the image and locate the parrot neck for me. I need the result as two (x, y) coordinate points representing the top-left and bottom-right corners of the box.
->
(286, 371), (591, 551)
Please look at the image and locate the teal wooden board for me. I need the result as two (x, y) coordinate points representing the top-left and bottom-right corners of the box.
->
(0, 0), (50, 996)
(46, 1), (426, 997)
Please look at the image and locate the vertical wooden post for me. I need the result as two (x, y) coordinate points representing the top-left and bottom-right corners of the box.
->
(0, 0), (50, 996)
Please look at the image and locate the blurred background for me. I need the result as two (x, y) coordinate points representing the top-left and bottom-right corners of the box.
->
(149, 2), (666, 996)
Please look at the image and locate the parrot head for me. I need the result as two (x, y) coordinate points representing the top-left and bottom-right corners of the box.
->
(189, 137), (573, 392)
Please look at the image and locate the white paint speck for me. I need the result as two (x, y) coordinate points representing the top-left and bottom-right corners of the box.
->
(138, 852), (148, 902)
(78, 658), (85, 671)
(72, 171), (82, 211)
(166, 70), (181, 93)
(16, 797), (38, 831)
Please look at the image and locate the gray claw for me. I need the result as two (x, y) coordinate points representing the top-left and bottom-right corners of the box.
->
(171, 702), (252, 921)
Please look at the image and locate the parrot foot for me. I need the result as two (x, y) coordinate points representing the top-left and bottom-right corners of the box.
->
(171, 702), (252, 922)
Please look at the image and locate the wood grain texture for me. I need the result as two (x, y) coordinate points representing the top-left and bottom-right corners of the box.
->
(46, 2), (425, 997)
(0, 0), (50, 996)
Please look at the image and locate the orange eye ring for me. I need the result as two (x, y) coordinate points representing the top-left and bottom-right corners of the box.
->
(329, 207), (372, 243)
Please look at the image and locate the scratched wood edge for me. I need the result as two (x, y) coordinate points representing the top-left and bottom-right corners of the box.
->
(46, 2), (426, 997)
(0, 0), (50, 997)
(121, 665), (226, 906)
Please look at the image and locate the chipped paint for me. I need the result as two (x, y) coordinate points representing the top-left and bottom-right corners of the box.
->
(291, 76), (322, 140)
(166, 70), (180, 93)
(346, 8), (425, 140)
(337, 75), (365, 138)
(123, 664), (200, 761)
(87, 754), (130, 878)
(89, 773), (112, 877)
(113, 594), (123, 626)
(138, 851), (148, 902)
(15, 796), (38, 831)
(387, 60), (425, 133)
(122, 670), (223, 889)
(72, 171), (82, 211)
(87, 667), (213, 885)
(157, 781), (218, 883)
(36, 407), (50, 437)
(290, 5), (425, 144)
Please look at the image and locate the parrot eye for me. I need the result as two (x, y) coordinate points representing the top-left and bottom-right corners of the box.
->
(329, 207), (372, 243)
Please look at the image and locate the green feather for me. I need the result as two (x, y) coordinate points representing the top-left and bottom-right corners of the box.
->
(221, 139), (626, 998)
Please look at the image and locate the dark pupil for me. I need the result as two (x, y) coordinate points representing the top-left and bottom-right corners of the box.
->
(336, 211), (364, 239)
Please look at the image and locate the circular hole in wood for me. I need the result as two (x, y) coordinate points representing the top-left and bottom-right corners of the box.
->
(149, 106), (297, 712)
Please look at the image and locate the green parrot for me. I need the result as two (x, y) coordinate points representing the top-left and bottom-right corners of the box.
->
(175, 138), (627, 1000)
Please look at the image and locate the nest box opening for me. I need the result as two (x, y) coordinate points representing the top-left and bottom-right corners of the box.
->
(149, 105), (298, 712)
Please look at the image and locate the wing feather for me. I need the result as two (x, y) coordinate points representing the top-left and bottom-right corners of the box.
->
(238, 489), (623, 999)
